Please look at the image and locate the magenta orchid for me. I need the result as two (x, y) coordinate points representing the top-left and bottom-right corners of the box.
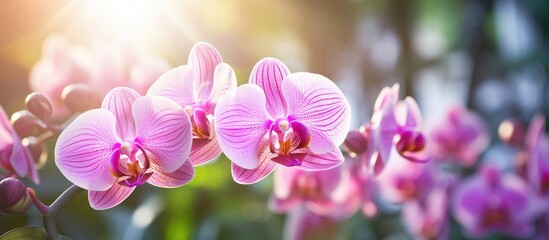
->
(364, 84), (429, 175)
(55, 87), (194, 210)
(269, 164), (360, 219)
(0, 107), (39, 184)
(147, 42), (235, 166)
(428, 105), (490, 167)
(402, 188), (450, 240)
(214, 57), (351, 184)
(524, 114), (549, 199)
(452, 165), (537, 238)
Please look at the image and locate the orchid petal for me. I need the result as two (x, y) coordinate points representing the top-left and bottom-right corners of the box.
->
(395, 97), (422, 127)
(282, 72), (351, 154)
(214, 84), (271, 169)
(189, 127), (222, 166)
(188, 42), (222, 102)
(102, 87), (140, 140)
(231, 137), (278, 184)
(250, 58), (290, 118)
(133, 96), (192, 173)
(208, 63), (237, 110)
(146, 66), (195, 107)
(55, 109), (118, 191)
(268, 195), (301, 213)
(377, 100), (399, 164)
(88, 183), (135, 210)
(148, 159), (194, 188)
(11, 139), (39, 184)
(373, 83), (399, 113)
(273, 167), (301, 199)
(296, 148), (344, 171)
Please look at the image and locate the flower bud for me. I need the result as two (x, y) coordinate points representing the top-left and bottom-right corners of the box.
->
(498, 118), (525, 147)
(61, 83), (100, 113)
(10, 110), (45, 138)
(343, 130), (368, 158)
(0, 178), (32, 214)
(22, 137), (48, 169)
(25, 92), (52, 122)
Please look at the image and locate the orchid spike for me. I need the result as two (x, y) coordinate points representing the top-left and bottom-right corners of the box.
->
(147, 42), (235, 166)
(0, 107), (39, 184)
(55, 87), (194, 210)
(214, 58), (351, 184)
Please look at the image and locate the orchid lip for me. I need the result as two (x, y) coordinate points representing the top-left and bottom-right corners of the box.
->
(109, 141), (152, 187)
(267, 118), (311, 167)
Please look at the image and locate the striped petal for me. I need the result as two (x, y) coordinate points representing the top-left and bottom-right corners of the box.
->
(249, 58), (290, 118)
(102, 87), (141, 141)
(146, 65), (195, 108)
(133, 96), (192, 173)
(231, 138), (278, 184)
(148, 159), (194, 188)
(282, 72), (351, 154)
(214, 84), (271, 169)
(55, 109), (118, 191)
(296, 148), (344, 171)
(88, 183), (135, 210)
(188, 42), (222, 102)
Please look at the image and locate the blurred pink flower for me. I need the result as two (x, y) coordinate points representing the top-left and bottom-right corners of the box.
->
(364, 84), (429, 175)
(29, 34), (94, 119)
(403, 188), (450, 240)
(428, 105), (490, 167)
(29, 34), (171, 120)
(269, 163), (360, 219)
(452, 165), (537, 238)
(375, 155), (429, 203)
(524, 114), (549, 199)
(0, 107), (39, 184)
(55, 87), (193, 210)
(214, 58), (351, 184)
(148, 42), (236, 166)
(283, 207), (341, 240)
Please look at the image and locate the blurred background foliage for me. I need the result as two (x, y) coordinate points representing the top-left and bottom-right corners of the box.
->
(0, 0), (548, 239)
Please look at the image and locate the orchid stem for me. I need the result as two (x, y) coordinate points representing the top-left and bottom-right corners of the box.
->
(27, 185), (83, 240)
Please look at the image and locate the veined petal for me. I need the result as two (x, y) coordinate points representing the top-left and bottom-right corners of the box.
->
(232, 137), (278, 184)
(133, 96), (192, 173)
(250, 58), (290, 118)
(207, 63), (237, 111)
(146, 66), (195, 107)
(55, 109), (118, 191)
(188, 42), (222, 102)
(89, 183), (135, 210)
(214, 84), (271, 169)
(296, 148), (344, 171)
(282, 73), (351, 154)
(189, 133), (222, 166)
(102, 87), (141, 141)
(148, 159), (194, 188)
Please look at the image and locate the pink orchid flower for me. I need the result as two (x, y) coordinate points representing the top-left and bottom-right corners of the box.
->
(0, 107), (39, 184)
(403, 188), (450, 240)
(375, 154), (429, 203)
(55, 87), (194, 210)
(269, 163), (360, 219)
(524, 114), (549, 198)
(29, 34), (94, 119)
(365, 84), (429, 174)
(428, 105), (490, 167)
(452, 165), (537, 238)
(214, 58), (351, 184)
(148, 42), (235, 166)
(283, 207), (340, 240)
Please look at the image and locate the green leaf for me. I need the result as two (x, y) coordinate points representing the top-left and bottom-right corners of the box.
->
(0, 226), (71, 240)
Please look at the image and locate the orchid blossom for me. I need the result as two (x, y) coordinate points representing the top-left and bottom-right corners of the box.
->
(452, 165), (537, 238)
(364, 84), (429, 175)
(0, 107), (39, 184)
(148, 42), (235, 166)
(428, 105), (490, 167)
(55, 87), (194, 210)
(214, 58), (351, 184)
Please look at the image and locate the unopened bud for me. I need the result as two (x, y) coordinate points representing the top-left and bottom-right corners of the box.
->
(61, 83), (100, 113)
(0, 178), (31, 214)
(343, 130), (368, 158)
(10, 110), (45, 138)
(25, 93), (52, 122)
(498, 118), (525, 147)
(22, 137), (47, 169)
